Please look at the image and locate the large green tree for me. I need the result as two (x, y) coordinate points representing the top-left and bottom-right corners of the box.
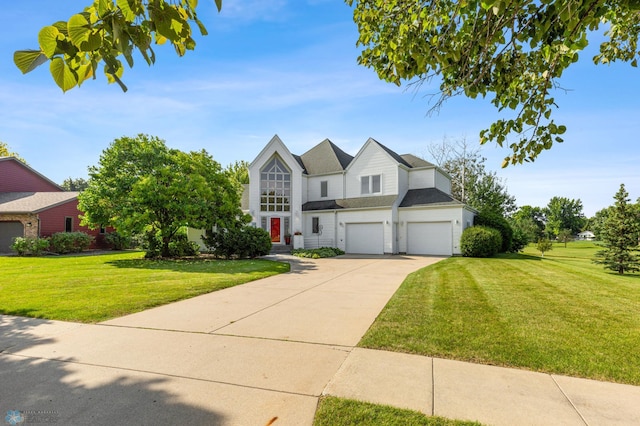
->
(511, 205), (546, 237)
(79, 134), (242, 257)
(594, 184), (640, 274)
(427, 138), (516, 215)
(347, 0), (640, 166)
(545, 196), (585, 237)
(14, 0), (222, 92)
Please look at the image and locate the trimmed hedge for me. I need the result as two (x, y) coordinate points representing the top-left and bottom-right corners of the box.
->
(460, 226), (502, 258)
(203, 226), (272, 259)
(49, 232), (93, 254)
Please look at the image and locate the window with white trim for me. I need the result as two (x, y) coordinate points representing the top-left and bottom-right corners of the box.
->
(320, 180), (328, 198)
(260, 156), (291, 212)
(361, 174), (381, 195)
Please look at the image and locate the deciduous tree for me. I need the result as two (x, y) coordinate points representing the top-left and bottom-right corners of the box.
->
(79, 134), (242, 257)
(14, 0), (222, 92)
(60, 177), (89, 191)
(545, 196), (585, 237)
(427, 138), (516, 216)
(225, 160), (250, 185)
(594, 184), (640, 275)
(347, 0), (640, 165)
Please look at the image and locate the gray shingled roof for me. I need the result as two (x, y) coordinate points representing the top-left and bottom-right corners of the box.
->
(299, 139), (354, 175)
(400, 154), (435, 168)
(303, 195), (398, 211)
(399, 188), (461, 207)
(291, 154), (307, 174)
(0, 192), (79, 213)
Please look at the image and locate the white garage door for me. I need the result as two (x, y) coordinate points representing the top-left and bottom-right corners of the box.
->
(346, 223), (384, 254)
(0, 221), (24, 253)
(407, 222), (452, 256)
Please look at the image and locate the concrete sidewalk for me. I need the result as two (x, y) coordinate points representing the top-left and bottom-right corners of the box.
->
(324, 347), (640, 425)
(1, 254), (639, 425)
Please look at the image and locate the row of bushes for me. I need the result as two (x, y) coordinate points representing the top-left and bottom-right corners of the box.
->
(292, 247), (345, 259)
(11, 232), (94, 256)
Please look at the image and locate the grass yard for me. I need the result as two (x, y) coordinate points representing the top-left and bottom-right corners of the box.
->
(0, 251), (289, 322)
(359, 241), (640, 385)
(313, 397), (482, 426)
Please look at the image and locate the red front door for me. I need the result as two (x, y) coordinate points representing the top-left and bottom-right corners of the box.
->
(270, 218), (281, 243)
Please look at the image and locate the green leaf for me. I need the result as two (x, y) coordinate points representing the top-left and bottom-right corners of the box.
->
(49, 57), (78, 92)
(13, 50), (48, 74)
(38, 26), (62, 58)
(97, 0), (112, 16)
(117, 0), (136, 21)
(215, 0), (222, 12)
(67, 14), (91, 47)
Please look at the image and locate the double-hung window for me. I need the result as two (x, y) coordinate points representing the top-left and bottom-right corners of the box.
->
(320, 181), (328, 198)
(361, 174), (381, 195)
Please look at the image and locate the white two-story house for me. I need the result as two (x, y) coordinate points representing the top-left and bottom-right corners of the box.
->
(246, 135), (475, 256)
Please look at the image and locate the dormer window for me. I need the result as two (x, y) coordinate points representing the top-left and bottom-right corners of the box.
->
(361, 174), (381, 195)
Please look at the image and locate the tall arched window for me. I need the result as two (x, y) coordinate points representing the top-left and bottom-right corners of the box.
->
(260, 156), (290, 212)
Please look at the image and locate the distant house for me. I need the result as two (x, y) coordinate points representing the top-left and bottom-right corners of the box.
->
(577, 230), (595, 241)
(0, 157), (110, 252)
(241, 135), (475, 255)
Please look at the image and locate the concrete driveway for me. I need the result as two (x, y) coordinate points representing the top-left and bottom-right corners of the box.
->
(0, 255), (440, 425)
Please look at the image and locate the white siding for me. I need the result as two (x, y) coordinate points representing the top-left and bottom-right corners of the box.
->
(306, 174), (344, 201)
(345, 143), (398, 198)
(302, 211), (336, 248)
(398, 167), (409, 194)
(248, 137), (304, 234)
(398, 206), (467, 255)
(408, 168), (435, 189)
(435, 169), (452, 194)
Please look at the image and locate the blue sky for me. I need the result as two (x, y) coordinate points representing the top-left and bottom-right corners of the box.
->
(1, 0), (638, 217)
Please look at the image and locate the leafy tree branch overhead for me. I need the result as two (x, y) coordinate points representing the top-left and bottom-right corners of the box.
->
(14, 0), (222, 92)
(346, 0), (640, 166)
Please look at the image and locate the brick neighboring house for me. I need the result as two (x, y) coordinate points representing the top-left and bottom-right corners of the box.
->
(0, 157), (110, 252)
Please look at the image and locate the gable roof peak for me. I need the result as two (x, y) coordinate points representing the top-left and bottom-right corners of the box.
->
(365, 138), (413, 168)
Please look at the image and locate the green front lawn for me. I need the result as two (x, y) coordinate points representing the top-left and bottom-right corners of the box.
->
(0, 251), (289, 322)
(359, 241), (640, 385)
(313, 397), (482, 426)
